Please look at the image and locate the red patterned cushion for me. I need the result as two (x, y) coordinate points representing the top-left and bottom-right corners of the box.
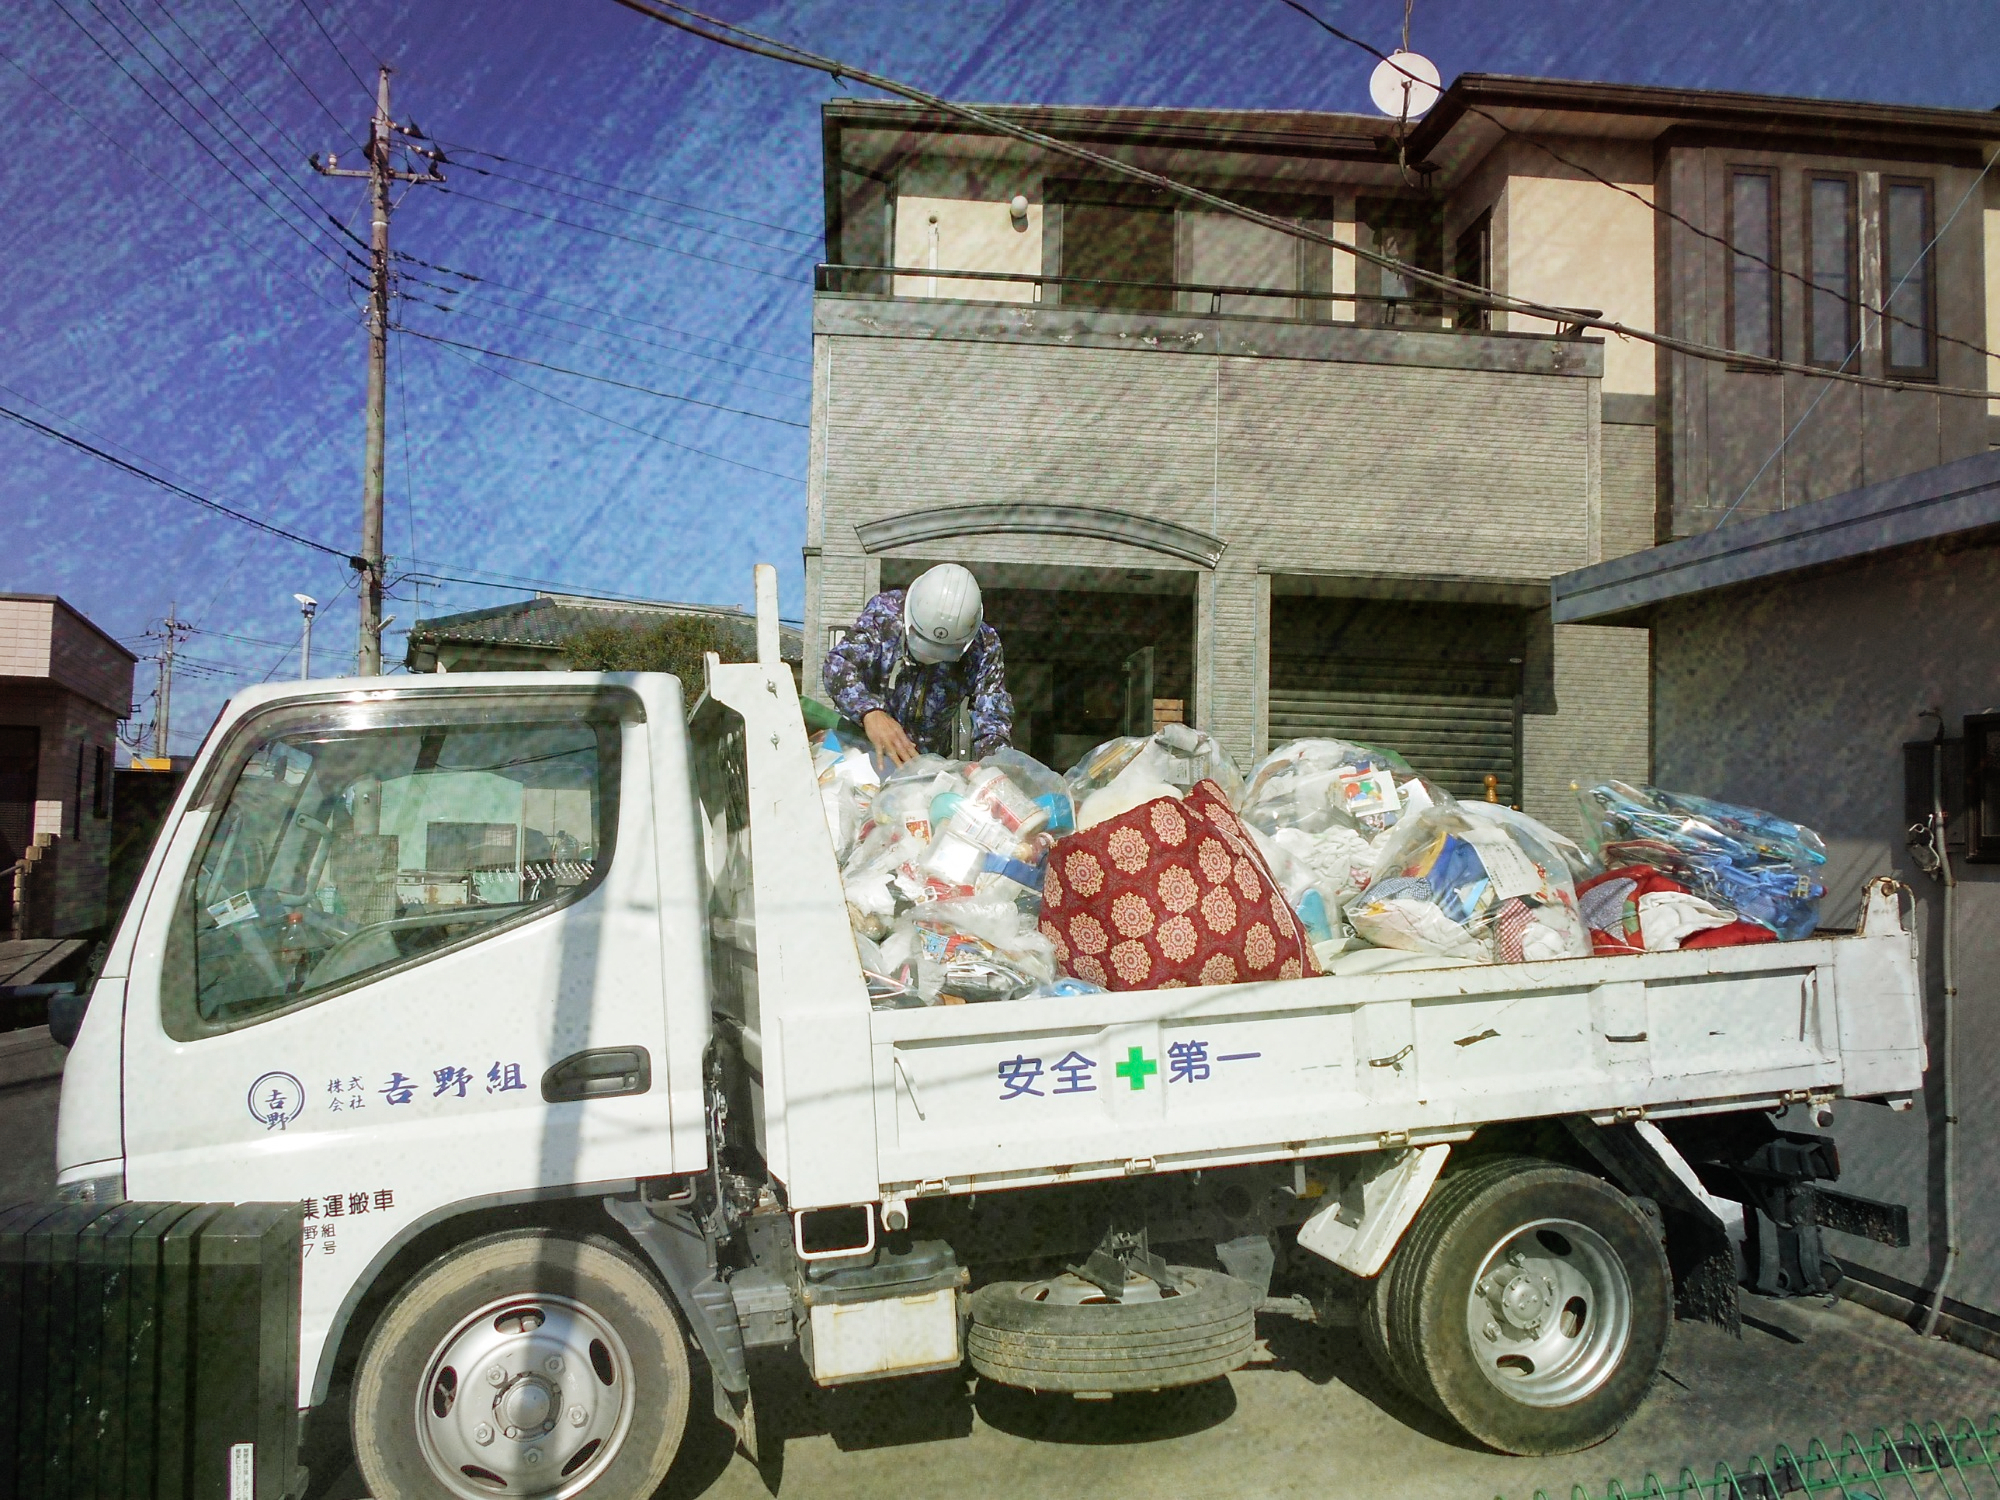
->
(1039, 780), (1320, 991)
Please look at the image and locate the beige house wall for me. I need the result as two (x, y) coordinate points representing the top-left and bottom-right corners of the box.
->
(1498, 140), (1657, 395)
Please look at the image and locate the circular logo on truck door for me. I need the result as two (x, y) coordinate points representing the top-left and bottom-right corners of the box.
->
(248, 1071), (305, 1131)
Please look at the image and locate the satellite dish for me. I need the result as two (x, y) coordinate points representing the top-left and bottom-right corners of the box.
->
(1369, 51), (1441, 121)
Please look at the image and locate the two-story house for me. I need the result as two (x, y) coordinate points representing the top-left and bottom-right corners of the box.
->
(802, 75), (1996, 833)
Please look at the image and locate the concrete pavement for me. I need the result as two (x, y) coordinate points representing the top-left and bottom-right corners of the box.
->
(303, 1289), (1999, 1500)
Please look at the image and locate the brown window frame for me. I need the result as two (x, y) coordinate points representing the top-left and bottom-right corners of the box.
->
(1880, 175), (1938, 381)
(1802, 171), (1859, 369)
(1725, 167), (1779, 362)
(1452, 209), (1493, 330)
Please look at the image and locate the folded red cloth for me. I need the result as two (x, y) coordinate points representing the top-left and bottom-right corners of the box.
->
(1039, 780), (1320, 990)
(1576, 864), (1775, 954)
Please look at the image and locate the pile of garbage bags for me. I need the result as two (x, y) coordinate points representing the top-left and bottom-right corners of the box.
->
(1575, 780), (1826, 945)
(814, 731), (1085, 1007)
(815, 717), (1832, 1006)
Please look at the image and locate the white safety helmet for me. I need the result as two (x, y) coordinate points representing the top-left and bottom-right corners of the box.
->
(902, 564), (984, 665)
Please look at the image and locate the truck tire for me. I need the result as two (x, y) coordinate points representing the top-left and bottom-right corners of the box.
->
(1366, 1156), (1670, 1455)
(968, 1266), (1258, 1395)
(351, 1230), (691, 1500)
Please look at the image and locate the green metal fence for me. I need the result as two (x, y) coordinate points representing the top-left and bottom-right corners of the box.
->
(1507, 1415), (2000, 1500)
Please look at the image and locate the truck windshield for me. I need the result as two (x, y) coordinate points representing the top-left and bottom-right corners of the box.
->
(163, 690), (627, 1033)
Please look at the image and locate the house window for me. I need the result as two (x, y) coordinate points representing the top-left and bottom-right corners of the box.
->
(1804, 174), (1858, 368)
(1453, 211), (1492, 330)
(1882, 177), (1936, 378)
(1727, 170), (1777, 360)
(1356, 197), (1443, 326)
(1060, 198), (1176, 311)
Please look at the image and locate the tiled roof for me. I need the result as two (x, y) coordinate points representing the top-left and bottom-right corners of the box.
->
(408, 594), (802, 661)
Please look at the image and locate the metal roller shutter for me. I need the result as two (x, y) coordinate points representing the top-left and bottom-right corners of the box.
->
(1268, 658), (1522, 806)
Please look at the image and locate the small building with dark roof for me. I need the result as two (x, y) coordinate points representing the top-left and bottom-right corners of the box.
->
(403, 593), (803, 679)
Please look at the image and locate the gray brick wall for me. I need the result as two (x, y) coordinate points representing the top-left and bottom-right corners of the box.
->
(1601, 421), (1657, 560)
(1521, 624), (1652, 840)
(811, 316), (1629, 776)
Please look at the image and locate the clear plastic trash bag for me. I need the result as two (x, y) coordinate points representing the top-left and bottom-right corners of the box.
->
(1577, 781), (1826, 941)
(1347, 804), (1591, 965)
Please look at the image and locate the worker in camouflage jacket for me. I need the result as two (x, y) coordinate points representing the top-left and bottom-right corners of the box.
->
(823, 563), (1013, 764)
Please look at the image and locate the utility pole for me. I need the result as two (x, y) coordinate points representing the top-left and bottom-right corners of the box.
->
(152, 604), (189, 762)
(294, 593), (318, 680)
(314, 66), (443, 676)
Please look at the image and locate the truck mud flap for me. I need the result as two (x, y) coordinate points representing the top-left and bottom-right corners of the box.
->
(1559, 1118), (1742, 1334)
(602, 1195), (750, 1395)
(0, 1197), (306, 1500)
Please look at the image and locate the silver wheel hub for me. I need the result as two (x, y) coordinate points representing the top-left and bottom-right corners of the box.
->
(1464, 1218), (1632, 1408)
(416, 1295), (634, 1498)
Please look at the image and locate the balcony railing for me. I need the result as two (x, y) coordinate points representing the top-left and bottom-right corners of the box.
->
(816, 263), (1600, 336)
(817, 261), (1452, 323)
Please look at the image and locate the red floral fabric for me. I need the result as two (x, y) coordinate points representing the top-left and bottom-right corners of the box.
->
(1039, 780), (1321, 991)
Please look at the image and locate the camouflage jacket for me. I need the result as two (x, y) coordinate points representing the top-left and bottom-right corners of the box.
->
(822, 589), (1013, 757)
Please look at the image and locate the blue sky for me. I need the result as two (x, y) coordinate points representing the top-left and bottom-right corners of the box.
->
(1, 0), (1993, 752)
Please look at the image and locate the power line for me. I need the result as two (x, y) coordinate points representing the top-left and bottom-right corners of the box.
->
(436, 151), (818, 258)
(609, 0), (2000, 402)
(52, 0), (361, 285)
(1273, 0), (2000, 370)
(396, 328), (809, 427)
(438, 183), (812, 285)
(222, 0), (350, 135)
(86, 0), (360, 268)
(416, 332), (806, 483)
(0, 401), (351, 555)
(290, 0), (373, 96)
(420, 297), (806, 400)
(152, 0), (318, 162)
(427, 263), (811, 366)
(433, 140), (820, 240)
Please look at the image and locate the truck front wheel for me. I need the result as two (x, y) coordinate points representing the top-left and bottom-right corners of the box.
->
(351, 1230), (691, 1500)
(1366, 1157), (1671, 1455)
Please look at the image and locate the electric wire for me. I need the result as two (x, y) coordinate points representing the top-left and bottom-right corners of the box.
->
(1273, 0), (2000, 369)
(437, 183), (812, 286)
(0, 401), (351, 557)
(396, 329), (809, 427)
(437, 153), (818, 259)
(222, 0), (350, 135)
(152, 0), (319, 162)
(87, 0), (361, 269)
(290, 0), (373, 96)
(415, 297), (806, 400)
(414, 333), (806, 484)
(417, 262), (810, 367)
(432, 139), (821, 240)
(52, 0), (362, 286)
(608, 0), (2000, 401)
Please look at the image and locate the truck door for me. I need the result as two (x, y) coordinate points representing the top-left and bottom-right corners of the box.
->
(117, 682), (684, 1396)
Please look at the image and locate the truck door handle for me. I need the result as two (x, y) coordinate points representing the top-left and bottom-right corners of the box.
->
(541, 1047), (652, 1103)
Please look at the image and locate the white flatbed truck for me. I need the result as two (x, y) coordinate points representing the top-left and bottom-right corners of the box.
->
(52, 580), (1926, 1498)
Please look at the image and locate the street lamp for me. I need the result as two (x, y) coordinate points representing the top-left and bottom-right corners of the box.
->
(294, 593), (318, 680)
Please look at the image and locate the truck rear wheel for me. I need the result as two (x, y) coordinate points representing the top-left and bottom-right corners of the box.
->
(1366, 1157), (1670, 1455)
(968, 1266), (1258, 1395)
(351, 1230), (690, 1500)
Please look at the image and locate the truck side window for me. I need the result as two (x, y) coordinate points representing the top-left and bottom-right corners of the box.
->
(161, 689), (632, 1037)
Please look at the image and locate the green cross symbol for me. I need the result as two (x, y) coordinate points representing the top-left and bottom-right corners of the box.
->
(1115, 1046), (1158, 1091)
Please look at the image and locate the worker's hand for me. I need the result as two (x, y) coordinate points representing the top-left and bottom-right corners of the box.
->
(862, 710), (918, 766)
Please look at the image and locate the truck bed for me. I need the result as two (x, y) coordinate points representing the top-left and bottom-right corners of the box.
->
(694, 662), (1926, 1211)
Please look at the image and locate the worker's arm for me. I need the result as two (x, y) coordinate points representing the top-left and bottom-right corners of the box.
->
(823, 592), (919, 763)
(822, 594), (900, 724)
(966, 626), (1016, 755)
